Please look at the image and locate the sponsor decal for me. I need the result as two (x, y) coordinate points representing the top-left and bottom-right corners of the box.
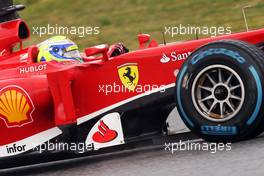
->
(118, 63), (139, 91)
(86, 113), (124, 150)
(191, 48), (245, 65)
(160, 54), (170, 63)
(0, 127), (62, 157)
(92, 120), (118, 143)
(0, 86), (35, 128)
(19, 64), (47, 74)
(160, 51), (191, 63)
(6, 144), (26, 154)
(201, 125), (237, 135)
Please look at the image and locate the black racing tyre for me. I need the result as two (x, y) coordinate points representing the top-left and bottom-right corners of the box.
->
(256, 42), (264, 52)
(175, 40), (264, 142)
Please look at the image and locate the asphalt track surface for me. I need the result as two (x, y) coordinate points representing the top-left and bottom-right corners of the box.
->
(2, 134), (264, 176)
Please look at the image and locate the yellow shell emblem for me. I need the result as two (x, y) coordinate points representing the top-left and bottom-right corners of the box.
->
(118, 63), (139, 91)
(0, 86), (34, 128)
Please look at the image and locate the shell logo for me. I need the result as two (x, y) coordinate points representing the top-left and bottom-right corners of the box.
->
(0, 86), (34, 128)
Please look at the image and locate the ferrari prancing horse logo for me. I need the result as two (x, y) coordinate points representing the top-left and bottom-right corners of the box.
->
(118, 63), (139, 91)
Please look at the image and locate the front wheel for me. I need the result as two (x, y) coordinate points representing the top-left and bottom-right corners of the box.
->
(175, 40), (264, 142)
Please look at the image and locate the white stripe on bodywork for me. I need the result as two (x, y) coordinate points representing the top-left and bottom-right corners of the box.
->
(0, 127), (62, 157)
(77, 83), (175, 125)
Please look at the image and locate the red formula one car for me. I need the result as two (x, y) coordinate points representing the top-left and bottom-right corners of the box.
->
(2, 1), (264, 169)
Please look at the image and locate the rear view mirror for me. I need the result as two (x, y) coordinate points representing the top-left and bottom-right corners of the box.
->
(85, 44), (109, 61)
(138, 34), (150, 49)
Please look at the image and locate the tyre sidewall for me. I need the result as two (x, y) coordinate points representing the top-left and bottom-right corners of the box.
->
(176, 43), (264, 141)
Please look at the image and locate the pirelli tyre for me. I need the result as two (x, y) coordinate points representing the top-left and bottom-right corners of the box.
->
(175, 40), (264, 142)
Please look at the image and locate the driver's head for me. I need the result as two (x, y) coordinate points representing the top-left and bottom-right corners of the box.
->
(37, 36), (83, 63)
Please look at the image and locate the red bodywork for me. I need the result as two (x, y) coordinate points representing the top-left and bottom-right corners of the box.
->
(1, 18), (264, 149)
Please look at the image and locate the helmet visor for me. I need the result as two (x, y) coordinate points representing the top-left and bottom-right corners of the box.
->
(63, 49), (81, 59)
(49, 43), (82, 62)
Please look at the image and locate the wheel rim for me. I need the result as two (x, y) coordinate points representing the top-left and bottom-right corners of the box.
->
(191, 64), (245, 122)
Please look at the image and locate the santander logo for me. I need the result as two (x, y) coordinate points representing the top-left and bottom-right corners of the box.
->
(86, 113), (124, 150)
(92, 120), (118, 143)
